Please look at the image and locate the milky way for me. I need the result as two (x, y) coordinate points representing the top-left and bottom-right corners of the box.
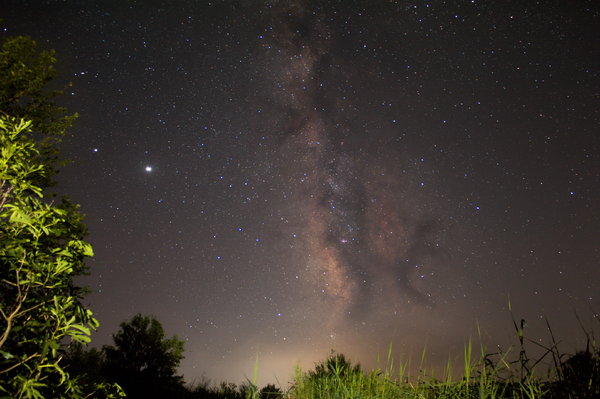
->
(258, 3), (444, 326)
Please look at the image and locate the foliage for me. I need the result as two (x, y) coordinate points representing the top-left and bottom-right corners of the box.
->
(258, 383), (283, 399)
(62, 341), (104, 378)
(61, 341), (114, 398)
(557, 347), (600, 397)
(102, 313), (186, 399)
(184, 380), (280, 399)
(0, 34), (78, 186)
(307, 352), (363, 381)
(238, 381), (258, 399)
(0, 117), (122, 398)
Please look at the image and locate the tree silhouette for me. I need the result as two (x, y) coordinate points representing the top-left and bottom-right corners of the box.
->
(0, 35), (78, 187)
(102, 313), (185, 399)
(63, 342), (105, 382)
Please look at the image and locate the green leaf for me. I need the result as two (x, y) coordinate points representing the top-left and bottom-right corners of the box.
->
(8, 207), (33, 226)
(21, 378), (47, 399)
(0, 350), (15, 360)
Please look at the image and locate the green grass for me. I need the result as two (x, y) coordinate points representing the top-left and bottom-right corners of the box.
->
(280, 308), (600, 399)
(189, 308), (599, 399)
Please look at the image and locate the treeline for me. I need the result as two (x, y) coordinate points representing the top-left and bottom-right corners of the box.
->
(61, 313), (284, 399)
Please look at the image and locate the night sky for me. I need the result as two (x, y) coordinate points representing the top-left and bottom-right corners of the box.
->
(3, 0), (599, 388)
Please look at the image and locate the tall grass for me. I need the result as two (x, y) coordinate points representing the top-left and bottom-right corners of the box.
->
(188, 309), (599, 399)
(283, 309), (600, 399)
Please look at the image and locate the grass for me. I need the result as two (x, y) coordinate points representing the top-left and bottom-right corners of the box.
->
(189, 308), (599, 399)
(282, 307), (600, 399)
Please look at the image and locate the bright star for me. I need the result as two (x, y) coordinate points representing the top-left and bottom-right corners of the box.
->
(145, 166), (152, 172)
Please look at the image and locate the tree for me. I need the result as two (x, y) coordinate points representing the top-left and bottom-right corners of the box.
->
(103, 313), (186, 399)
(0, 34), (78, 187)
(0, 117), (120, 398)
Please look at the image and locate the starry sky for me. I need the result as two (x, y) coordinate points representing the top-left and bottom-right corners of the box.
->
(3, 0), (599, 388)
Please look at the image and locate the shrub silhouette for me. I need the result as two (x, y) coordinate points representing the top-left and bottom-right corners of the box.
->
(307, 352), (363, 381)
(555, 348), (600, 398)
(258, 383), (283, 399)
